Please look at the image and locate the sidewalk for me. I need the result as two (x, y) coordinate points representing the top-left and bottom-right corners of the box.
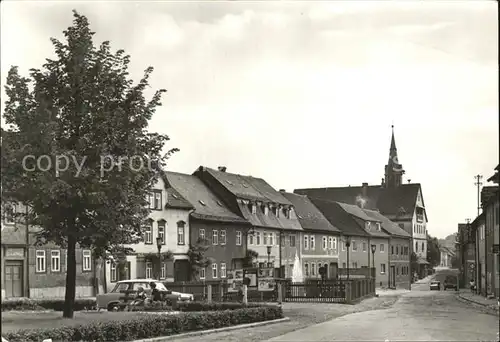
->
(457, 290), (499, 314)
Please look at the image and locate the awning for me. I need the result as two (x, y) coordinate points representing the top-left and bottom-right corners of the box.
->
(417, 257), (430, 265)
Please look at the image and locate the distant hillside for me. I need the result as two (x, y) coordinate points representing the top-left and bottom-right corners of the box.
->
(438, 233), (457, 251)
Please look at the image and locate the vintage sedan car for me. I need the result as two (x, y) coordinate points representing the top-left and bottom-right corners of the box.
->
(429, 280), (441, 291)
(443, 276), (458, 291)
(97, 279), (193, 311)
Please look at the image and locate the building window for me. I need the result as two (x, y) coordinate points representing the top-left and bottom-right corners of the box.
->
(310, 236), (315, 250)
(362, 242), (367, 252)
(376, 222), (381, 231)
(177, 222), (185, 245)
(158, 221), (166, 244)
(199, 229), (205, 241)
(236, 231), (242, 246)
(342, 262), (346, 268)
(256, 232), (261, 245)
(352, 241), (357, 251)
(212, 230), (219, 245)
(304, 263), (309, 277)
(212, 263), (218, 278)
(82, 250), (92, 271)
(160, 262), (166, 279)
(146, 262), (153, 279)
(4, 203), (16, 224)
(322, 236), (328, 250)
(110, 263), (117, 282)
(220, 263), (227, 278)
(263, 232), (269, 245)
(274, 206), (280, 218)
(328, 237), (333, 249)
(352, 262), (358, 269)
(396, 267), (399, 276)
(269, 232), (274, 245)
(311, 263), (316, 276)
(144, 221), (153, 244)
(391, 245), (394, 254)
(220, 230), (226, 245)
(304, 236), (309, 250)
(51, 250), (61, 272)
(380, 264), (386, 274)
(35, 250), (46, 273)
(155, 191), (162, 209)
(289, 207), (296, 219)
(415, 242), (418, 252)
(248, 233), (254, 245)
(380, 244), (385, 252)
(200, 268), (206, 279)
(341, 241), (345, 251)
(399, 223), (404, 229)
(289, 234), (296, 247)
(251, 204), (257, 214)
(421, 242), (424, 253)
(396, 246), (399, 255)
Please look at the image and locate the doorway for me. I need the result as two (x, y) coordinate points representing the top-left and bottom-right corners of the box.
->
(329, 262), (338, 280)
(5, 261), (24, 298)
(390, 265), (396, 288)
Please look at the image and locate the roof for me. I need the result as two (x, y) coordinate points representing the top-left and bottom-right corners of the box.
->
(195, 167), (302, 230)
(362, 209), (411, 238)
(307, 198), (369, 237)
(336, 202), (389, 238)
(165, 172), (248, 224)
(281, 192), (341, 233)
(295, 183), (423, 221)
(203, 167), (292, 205)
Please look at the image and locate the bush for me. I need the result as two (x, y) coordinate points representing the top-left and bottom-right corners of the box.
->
(177, 301), (263, 312)
(1, 298), (96, 312)
(4, 306), (284, 342)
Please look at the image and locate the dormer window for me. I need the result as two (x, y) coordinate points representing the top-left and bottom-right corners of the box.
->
(376, 222), (381, 231)
(251, 204), (257, 215)
(261, 204), (268, 215)
(365, 222), (370, 231)
(289, 207), (296, 219)
(274, 206), (279, 218)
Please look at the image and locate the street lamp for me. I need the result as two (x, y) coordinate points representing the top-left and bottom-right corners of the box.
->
(266, 245), (272, 268)
(344, 236), (351, 281)
(156, 236), (163, 280)
(371, 244), (376, 279)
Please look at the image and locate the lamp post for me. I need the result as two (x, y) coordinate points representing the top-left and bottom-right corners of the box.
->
(266, 245), (272, 268)
(344, 236), (351, 281)
(156, 237), (162, 280)
(371, 244), (376, 279)
(279, 230), (284, 278)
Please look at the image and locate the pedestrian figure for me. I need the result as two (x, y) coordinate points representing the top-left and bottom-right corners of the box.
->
(149, 282), (162, 302)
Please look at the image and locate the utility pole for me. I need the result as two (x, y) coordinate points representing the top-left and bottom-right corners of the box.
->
(474, 175), (483, 217)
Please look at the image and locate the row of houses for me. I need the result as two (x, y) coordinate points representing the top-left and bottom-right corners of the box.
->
(1, 128), (429, 298)
(456, 164), (499, 298)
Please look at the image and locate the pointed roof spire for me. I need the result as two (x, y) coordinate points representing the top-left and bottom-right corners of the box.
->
(390, 125), (397, 158)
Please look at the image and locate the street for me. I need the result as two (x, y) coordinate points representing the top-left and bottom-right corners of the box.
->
(170, 270), (498, 342)
(267, 271), (498, 342)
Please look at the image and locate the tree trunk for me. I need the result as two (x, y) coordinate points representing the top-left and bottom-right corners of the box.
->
(63, 234), (77, 318)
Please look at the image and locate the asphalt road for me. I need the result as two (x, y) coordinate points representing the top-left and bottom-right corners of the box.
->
(267, 270), (498, 342)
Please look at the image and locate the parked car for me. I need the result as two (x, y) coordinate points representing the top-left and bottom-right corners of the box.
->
(97, 279), (193, 311)
(429, 280), (441, 291)
(443, 276), (458, 291)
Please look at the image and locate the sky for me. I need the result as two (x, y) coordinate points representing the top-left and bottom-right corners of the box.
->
(1, 0), (498, 239)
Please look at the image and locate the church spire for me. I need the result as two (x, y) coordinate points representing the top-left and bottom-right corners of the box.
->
(384, 125), (404, 188)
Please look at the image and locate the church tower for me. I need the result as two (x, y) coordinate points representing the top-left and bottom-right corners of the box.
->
(384, 125), (405, 188)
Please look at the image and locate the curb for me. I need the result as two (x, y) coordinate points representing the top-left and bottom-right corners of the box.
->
(131, 317), (291, 342)
(456, 294), (499, 316)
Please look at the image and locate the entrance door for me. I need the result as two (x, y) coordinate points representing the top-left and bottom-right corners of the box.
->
(330, 262), (338, 280)
(390, 266), (396, 288)
(5, 261), (23, 297)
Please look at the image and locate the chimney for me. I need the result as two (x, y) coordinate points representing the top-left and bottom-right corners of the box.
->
(362, 182), (368, 197)
(381, 178), (385, 186)
(218, 166), (227, 172)
(279, 189), (286, 192)
(408, 179), (411, 183)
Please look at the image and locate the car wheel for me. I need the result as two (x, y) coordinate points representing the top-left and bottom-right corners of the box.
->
(107, 303), (119, 312)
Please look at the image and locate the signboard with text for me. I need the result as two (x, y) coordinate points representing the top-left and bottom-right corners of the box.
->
(227, 269), (244, 293)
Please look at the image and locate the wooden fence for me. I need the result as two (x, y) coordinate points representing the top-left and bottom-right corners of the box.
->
(163, 278), (375, 304)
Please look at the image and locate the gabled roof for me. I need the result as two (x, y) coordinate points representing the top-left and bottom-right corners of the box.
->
(362, 209), (410, 238)
(165, 172), (248, 224)
(202, 167), (292, 205)
(307, 198), (369, 237)
(295, 183), (423, 222)
(336, 202), (389, 238)
(281, 192), (341, 233)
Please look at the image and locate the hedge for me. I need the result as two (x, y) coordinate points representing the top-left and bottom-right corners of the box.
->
(1, 298), (96, 312)
(3, 306), (284, 342)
